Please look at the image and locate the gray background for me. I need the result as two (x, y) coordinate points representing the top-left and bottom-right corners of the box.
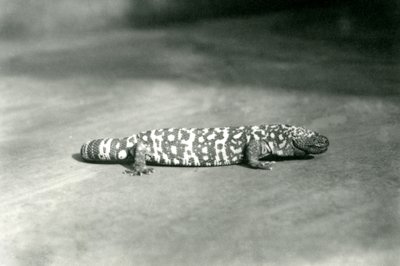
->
(0, 1), (399, 265)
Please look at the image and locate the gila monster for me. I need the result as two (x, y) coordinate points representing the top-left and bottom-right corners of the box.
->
(80, 124), (329, 175)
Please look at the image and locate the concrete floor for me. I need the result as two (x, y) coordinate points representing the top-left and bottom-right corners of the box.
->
(0, 13), (399, 266)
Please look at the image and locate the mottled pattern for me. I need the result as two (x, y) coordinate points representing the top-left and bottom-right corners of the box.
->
(80, 124), (329, 168)
(137, 127), (248, 166)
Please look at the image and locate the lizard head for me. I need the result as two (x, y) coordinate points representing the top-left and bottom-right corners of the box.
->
(291, 127), (329, 155)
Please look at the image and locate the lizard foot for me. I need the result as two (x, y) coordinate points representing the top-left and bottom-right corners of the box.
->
(123, 168), (154, 176)
(258, 161), (275, 170)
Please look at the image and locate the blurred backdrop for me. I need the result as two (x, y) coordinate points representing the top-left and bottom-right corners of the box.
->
(0, 0), (399, 37)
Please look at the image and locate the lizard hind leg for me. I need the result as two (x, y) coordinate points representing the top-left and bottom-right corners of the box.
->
(123, 141), (154, 176)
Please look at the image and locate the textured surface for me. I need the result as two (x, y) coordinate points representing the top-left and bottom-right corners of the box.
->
(1, 13), (400, 266)
(80, 125), (328, 167)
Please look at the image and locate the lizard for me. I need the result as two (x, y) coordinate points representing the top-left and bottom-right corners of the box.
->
(80, 124), (329, 175)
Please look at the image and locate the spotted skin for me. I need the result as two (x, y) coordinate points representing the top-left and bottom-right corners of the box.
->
(80, 124), (329, 175)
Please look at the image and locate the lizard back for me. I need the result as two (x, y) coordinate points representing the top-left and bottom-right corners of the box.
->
(81, 126), (252, 166)
(138, 127), (249, 166)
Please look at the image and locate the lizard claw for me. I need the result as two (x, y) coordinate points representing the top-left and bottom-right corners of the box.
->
(259, 161), (274, 170)
(142, 168), (154, 174)
(123, 167), (154, 176)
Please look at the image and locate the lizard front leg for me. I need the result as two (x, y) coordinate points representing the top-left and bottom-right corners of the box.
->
(245, 138), (275, 170)
(124, 141), (154, 176)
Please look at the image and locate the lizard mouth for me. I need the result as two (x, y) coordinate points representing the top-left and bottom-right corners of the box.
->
(314, 143), (327, 148)
(293, 143), (328, 154)
(311, 145), (328, 154)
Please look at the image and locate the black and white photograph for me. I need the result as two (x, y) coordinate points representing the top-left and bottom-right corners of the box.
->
(0, 0), (399, 265)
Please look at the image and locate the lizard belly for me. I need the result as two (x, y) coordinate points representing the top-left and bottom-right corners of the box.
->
(137, 127), (248, 166)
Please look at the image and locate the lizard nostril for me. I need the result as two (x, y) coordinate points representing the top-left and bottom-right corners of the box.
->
(320, 136), (329, 146)
(315, 136), (329, 147)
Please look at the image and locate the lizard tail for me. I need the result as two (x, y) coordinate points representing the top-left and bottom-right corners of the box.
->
(80, 137), (134, 163)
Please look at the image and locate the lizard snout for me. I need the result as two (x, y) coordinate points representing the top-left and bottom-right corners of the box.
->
(315, 135), (329, 148)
